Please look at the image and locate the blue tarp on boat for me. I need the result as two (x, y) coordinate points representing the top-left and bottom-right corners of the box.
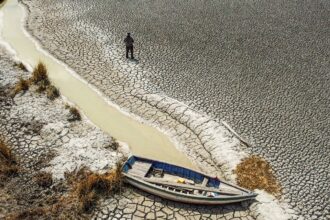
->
(123, 156), (220, 188)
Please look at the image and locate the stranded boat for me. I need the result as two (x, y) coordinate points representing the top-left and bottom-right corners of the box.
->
(122, 156), (257, 205)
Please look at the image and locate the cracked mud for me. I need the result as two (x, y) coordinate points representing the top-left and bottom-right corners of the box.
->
(1, 0), (329, 219)
(1, 45), (259, 219)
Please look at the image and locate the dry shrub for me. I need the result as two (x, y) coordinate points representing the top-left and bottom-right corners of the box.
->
(30, 62), (50, 93)
(0, 162), (18, 178)
(0, 138), (16, 163)
(11, 63), (60, 98)
(46, 85), (60, 100)
(35, 79), (49, 93)
(14, 62), (28, 72)
(34, 171), (53, 188)
(66, 162), (124, 213)
(68, 106), (81, 121)
(234, 155), (281, 196)
(12, 77), (29, 96)
(77, 170), (122, 213)
(0, 138), (18, 179)
(30, 62), (49, 85)
(109, 139), (120, 150)
(7, 163), (124, 218)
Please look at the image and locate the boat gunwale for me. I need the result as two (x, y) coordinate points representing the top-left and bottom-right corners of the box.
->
(124, 173), (257, 201)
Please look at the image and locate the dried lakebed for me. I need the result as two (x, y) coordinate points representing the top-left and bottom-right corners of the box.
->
(17, 0), (330, 219)
(0, 48), (285, 219)
(0, 0), (317, 219)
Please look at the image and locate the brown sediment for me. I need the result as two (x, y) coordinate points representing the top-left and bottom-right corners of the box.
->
(234, 155), (281, 196)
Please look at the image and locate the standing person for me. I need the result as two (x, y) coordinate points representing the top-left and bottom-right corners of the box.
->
(124, 33), (134, 59)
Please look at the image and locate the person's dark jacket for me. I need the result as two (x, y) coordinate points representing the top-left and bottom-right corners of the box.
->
(124, 36), (134, 47)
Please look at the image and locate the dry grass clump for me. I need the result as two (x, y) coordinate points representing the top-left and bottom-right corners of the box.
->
(68, 106), (81, 121)
(108, 139), (120, 150)
(234, 155), (281, 196)
(46, 85), (60, 100)
(34, 171), (53, 188)
(13, 62), (28, 72)
(11, 62), (60, 100)
(30, 62), (49, 85)
(7, 163), (124, 219)
(12, 77), (29, 96)
(0, 138), (18, 180)
(0, 138), (16, 163)
(35, 80), (49, 93)
(30, 62), (51, 93)
(66, 162), (124, 213)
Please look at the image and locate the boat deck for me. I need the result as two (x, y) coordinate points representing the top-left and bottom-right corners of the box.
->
(127, 161), (152, 177)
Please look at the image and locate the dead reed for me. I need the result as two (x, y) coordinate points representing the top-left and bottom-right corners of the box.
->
(66, 161), (124, 213)
(0, 138), (18, 179)
(30, 62), (49, 85)
(12, 77), (29, 96)
(11, 62), (60, 100)
(13, 62), (28, 72)
(109, 139), (120, 150)
(68, 106), (81, 121)
(46, 85), (60, 100)
(234, 155), (281, 196)
(7, 163), (124, 219)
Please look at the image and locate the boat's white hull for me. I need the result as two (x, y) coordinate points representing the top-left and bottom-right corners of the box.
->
(125, 175), (255, 205)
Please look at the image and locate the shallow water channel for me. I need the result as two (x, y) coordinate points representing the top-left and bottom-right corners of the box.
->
(0, 0), (195, 168)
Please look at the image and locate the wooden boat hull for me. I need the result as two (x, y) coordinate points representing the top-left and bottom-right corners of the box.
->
(122, 156), (257, 205)
(125, 174), (256, 205)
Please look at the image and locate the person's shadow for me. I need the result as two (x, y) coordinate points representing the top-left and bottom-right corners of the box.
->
(128, 57), (139, 64)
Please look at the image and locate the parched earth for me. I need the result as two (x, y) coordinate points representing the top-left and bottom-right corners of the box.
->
(18, 0), (330, 219)
(0, 46), (260, 219)
(93, 189), (256, 220)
